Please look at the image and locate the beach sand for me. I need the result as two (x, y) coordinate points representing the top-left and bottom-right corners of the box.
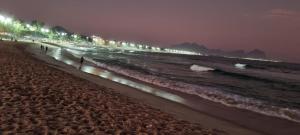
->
(0, 42), (221, 134)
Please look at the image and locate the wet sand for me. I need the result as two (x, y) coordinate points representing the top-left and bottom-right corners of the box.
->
(37, 42), (300, 135)
(28, 42), (268, 135)
(23, 41), (300, 135)
(0, 42), (218, 134)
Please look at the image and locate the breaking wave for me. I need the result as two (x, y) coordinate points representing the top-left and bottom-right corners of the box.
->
(82, 57), (300, 123)
(64, 48), (300, 123)
(190, 64), (215, 72)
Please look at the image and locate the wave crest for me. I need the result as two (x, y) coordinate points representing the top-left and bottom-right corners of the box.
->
(65, 49), (300, 123)
(190, 64), (215, 72)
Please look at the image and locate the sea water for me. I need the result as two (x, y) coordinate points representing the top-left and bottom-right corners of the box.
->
(64, 46), (300, 123)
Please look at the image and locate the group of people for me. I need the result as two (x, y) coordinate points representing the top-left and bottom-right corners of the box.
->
(39, 44), (85, 70)
(40, 45), (48, 53)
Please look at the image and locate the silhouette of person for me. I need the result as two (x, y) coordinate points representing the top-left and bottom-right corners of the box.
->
(45, 47), (48, 53)
(41, 45), (44, 53)
(79, 56), (84, 69)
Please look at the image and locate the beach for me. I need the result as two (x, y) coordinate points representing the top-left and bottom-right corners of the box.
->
(34, 42), (300, 135)
(1, 1), (300, 134)
(0, 42), (220, 134)
(2, 41), (299, 135)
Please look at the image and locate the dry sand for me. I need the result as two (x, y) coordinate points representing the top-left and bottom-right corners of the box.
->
(0, 43), (221, 134)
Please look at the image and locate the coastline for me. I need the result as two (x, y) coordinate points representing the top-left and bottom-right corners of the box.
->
(25, 42), (262, 135)
(36, 42), (300, 134)
(13, 41), (300, 134)
(0, 42), (213, 134)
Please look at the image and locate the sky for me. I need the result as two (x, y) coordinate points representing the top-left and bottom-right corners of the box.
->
(0, 0), (300, 62)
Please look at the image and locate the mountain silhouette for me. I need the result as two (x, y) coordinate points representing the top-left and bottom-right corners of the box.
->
(170, 42), (266, 59)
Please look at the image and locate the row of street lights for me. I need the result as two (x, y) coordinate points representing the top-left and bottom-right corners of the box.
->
(1, 13), (200, 55)
(1, 13), (81, 41)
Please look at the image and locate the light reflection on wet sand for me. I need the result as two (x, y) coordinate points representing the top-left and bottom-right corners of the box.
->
(29, 43), (300, 135)
(48, 46), (186, 104)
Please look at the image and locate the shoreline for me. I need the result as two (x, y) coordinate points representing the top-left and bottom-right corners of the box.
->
(26, 42), (262, 135)
(0, 41), (215, 134)
(25, 42), (300, 134)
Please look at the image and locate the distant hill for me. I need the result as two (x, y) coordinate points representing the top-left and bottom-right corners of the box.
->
(170, 42), (267, 59)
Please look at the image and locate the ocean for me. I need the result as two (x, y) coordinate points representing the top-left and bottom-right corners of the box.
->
(52, 45), (300, 123)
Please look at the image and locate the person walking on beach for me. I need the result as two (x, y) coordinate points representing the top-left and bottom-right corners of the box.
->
(40, 45), (44, 52)
(45, 46), (48, 53)
(79, 56), (84, 69)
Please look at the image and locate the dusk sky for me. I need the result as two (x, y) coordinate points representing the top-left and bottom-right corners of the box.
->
(1, 0), (300, 62)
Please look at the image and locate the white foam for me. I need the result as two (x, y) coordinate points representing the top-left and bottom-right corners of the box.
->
(190, 64), (214, 72)
(235, 63), (247, 69)
(65, 49), (300, 123)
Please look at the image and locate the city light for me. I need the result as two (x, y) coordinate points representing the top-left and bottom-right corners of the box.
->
(26, 24), (31, 28)
(109, 40), (116, 45)
(29, 27), (36, 31)
(0, 15), (12, 24)
(0, 12), (202, 56)
(72, 34), (78, 38)
(60, 32), (67, 36)
(0, 15), (5, 22)
(122, 42), (128, 46)
(92, 35), (105, 45)
(151, 47), (161, 51)
(130, 43), (135, 47)
(41, 28), (50, 33)
(4, 17), (12, 24)
(25, 24), (37, 31)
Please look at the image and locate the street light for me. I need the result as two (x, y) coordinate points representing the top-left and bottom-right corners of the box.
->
(0, 15), (5, 22)
(26, 24), (31, 28)
(29, 27), (36, 31)
(41, 28), (50, 33)
(72, 34), (78, 38)
(130, 43), (135, 47)
(4, 17), (12, 24)
(122, 42), (127, 46)
(0, 15), (12, 24)
(60, 32), (67, 36)
(109, 40), (116, 45)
